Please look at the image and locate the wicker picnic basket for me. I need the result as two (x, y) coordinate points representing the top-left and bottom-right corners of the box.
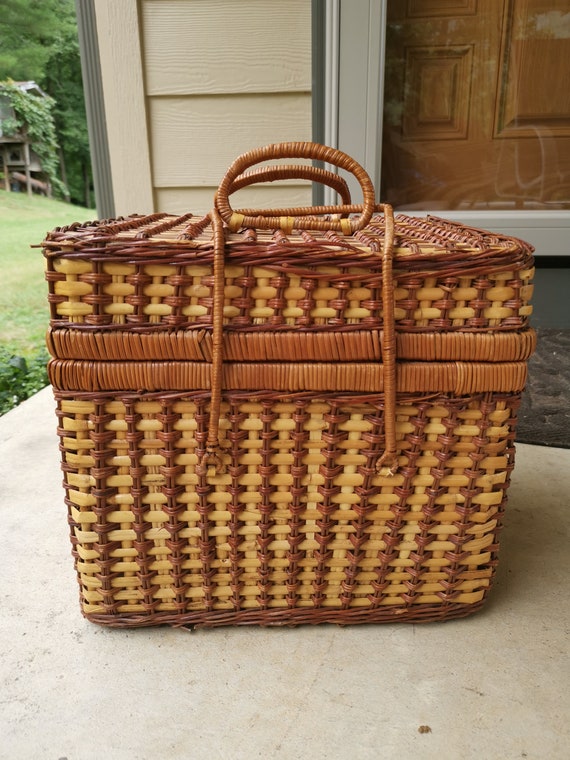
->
(42, 143), (535, 628)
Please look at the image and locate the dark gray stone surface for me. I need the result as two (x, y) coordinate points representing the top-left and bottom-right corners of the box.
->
(517, 329), (569, 449)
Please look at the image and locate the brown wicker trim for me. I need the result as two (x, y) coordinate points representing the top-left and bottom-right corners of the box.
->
(46, 327), (537, 363)
(48, 359), (528, 394)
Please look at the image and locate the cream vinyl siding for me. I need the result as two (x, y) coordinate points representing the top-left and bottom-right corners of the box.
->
(95, 0), (312, 216)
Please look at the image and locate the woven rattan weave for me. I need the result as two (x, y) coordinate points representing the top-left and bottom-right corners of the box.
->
(43, 143), (535, 628)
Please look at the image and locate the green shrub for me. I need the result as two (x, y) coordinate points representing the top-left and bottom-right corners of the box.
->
(0, 347), (49, 415)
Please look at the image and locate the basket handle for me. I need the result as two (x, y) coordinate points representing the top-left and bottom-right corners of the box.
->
(215, 141), (376, 234)
(198, 144), (398, 476)
(226, 163), (352, 208)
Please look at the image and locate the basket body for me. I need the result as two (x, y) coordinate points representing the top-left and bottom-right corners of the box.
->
(42, 151), (535, 628)
(52, 386), (521, 627)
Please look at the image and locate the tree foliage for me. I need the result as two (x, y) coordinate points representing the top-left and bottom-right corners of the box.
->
(40, 6), (93, 207)
(0, 0), (65, 81)
(0, 0), (93, 207)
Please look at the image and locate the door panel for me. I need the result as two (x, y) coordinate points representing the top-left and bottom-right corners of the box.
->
(495, 4), (570, 138)
(381, 0), (570, 210)
(402, 45), (473, 140)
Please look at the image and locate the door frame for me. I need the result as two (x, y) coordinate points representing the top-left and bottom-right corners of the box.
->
(321, 0), (569, 258)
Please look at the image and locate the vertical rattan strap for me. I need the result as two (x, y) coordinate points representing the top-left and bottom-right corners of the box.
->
(376, 204), (397, 472)
(198, 142), (398, 475)
(197, 207), (227, 475)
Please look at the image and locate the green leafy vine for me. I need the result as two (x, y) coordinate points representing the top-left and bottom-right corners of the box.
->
(0, 79), (65, 195)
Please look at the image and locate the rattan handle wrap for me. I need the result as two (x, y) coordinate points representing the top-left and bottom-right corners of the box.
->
(228, 163), (352, 208)
(216, 142), (376, 234)
(200, 144), (397, 475)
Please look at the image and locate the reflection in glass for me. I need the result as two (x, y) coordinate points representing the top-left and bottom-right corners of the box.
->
(381, 0), (570, 210)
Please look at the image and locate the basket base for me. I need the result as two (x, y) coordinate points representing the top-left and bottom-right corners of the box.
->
(84, 598), (488, 629)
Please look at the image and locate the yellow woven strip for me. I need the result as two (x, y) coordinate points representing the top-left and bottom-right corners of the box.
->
(228, 212), (245, 231)
(340, 218), (352, 236)
(279, 216), (295, 234)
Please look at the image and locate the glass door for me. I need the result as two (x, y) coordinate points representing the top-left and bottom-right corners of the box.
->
(331, 0), (570, 257)
(381, 0), (570, 212)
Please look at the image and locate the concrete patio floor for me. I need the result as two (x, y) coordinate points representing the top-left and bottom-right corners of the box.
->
(0, 386), (568, 759)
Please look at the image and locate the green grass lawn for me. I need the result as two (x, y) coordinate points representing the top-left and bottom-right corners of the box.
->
(0, 190), (95, 413)
(0, 189), (94, 355)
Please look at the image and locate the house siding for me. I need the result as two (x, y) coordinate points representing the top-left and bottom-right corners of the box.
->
(95, 0), (312, 216)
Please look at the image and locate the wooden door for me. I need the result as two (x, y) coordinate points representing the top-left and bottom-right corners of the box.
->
(381, 0), (570, 210)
